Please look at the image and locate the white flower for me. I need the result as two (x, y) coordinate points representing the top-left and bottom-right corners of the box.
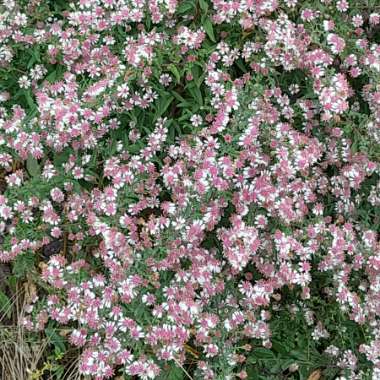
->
(190, 114), (203, 127)
(18, 75), (31, 89)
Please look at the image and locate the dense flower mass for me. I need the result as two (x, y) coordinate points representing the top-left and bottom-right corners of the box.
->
(0, 0), (379, 379)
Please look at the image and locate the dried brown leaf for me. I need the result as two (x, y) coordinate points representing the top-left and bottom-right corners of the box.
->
(308, 369), (322, 380)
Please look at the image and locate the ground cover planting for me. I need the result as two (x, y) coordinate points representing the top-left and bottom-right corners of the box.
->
(0, 0), (380, 379)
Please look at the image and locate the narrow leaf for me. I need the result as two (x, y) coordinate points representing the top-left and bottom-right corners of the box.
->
(26, 154), (40, 177)
(203, 18), (216, 42)
(199, 0), (208, 12)
(168, 64), (181, 84)
(0, 290), (11, 319)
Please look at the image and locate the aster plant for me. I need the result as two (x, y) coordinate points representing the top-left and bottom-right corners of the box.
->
(0, 0), (380, 379)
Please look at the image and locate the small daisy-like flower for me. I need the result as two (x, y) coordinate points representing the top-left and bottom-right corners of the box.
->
(190, 114), (203, 127)
(18, 75), (31, 89)
(50, 227), (62, 238)
(289, 84), (300, 95)
(0, 92), (9, 102)
(284, 0), (298, 8)
(323, 20), (335, 31)
(327, 33), (346, 54)
(159, 74), (172, 87)
(352, 15), (363, 27)
(104, 36), (115, 45)
(30, 65), (47, 80)
(336, 0), (349, 12)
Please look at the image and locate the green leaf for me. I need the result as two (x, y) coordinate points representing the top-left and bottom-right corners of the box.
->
(26, 154), (40, 177)
(199, 0), (208, 12)
(13, 254), (35, 278)
(53, 148), (71, 169)
(171, 90), (190, 108)
(290, 350), (308, 361)
(177, 1), (194, 14)
(51, 364), (65, 378)
(235, 58), (248, 73)
(168, 64), (181, 84)
(7, 275), (17, 293)
(157, 363), (184, 380)
(247, 355), (257, 364)
(191, 65), (206, 88)
(252, 348), (276, 359)
(0, 290), (11, 319)
(247, 365), (271, 380)
(45, 326), (66, 353)
(128, 143), (143, 154)
(168, 123), (175, 143)
(298, 365), (311, 380)
(203, 18), (216, 42)
(27, 47), (41, 68)
(24, 90), (36, 111)
(46, 72), (55, 83)
(187, 85), (203, 106)
(271, 340), (289, 355)
(280, 358), (298, 371)
(155, 94), (174, 120)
